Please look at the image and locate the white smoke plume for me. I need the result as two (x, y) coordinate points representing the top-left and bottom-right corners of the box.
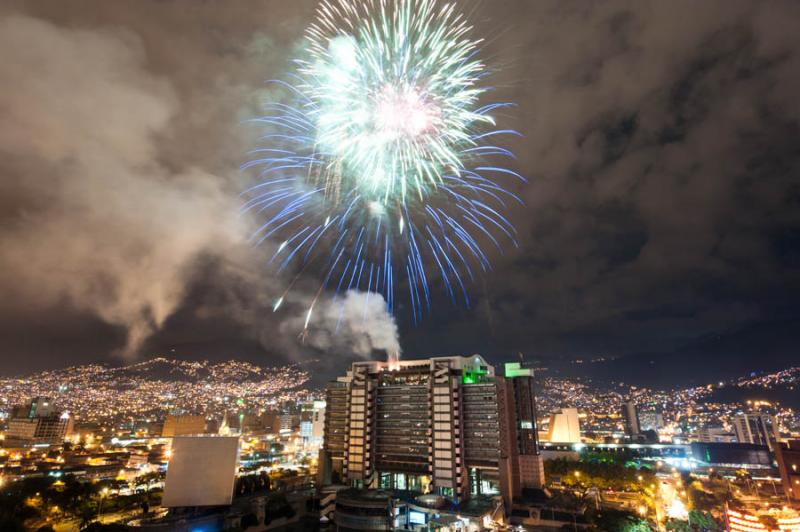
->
(280, 291), (402, 361)
(0, 12), (402, 363)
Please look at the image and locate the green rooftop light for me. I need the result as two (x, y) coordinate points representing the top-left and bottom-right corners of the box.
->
(462, 364), (487, 384)
(504, 362), (532, 378)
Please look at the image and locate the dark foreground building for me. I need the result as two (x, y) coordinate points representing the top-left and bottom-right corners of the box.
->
(775, 440), (800, 502)
(319, 356), (545, 509)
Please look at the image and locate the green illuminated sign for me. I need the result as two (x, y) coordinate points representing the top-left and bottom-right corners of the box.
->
(505, 362), (532, 378)
(462, 365), (487, 384)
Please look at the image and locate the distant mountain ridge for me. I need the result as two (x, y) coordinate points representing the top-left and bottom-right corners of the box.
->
(557, 319), (799, 388)
(32, 356), (296, 384)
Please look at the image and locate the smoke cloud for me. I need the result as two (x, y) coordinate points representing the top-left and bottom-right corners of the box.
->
(281, 291), (402, 361)
(0, 11), (401, 364)
(0, 14), (240, 357)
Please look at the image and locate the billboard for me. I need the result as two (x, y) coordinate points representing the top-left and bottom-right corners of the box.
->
(162, 436), (240, 507)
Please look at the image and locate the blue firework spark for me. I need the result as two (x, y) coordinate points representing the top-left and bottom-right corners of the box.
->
(243, 0), (525, 327)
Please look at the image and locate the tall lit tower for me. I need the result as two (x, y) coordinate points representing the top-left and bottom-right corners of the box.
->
(621, 401), (641, 438)
(319, 356), (545, 507)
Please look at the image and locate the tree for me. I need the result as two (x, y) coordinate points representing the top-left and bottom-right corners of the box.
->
(76, 501), (100, 530)
(546, 458), (656, 493)
(590, 509), (653, 531)
(625, 521), (654, 532)
(666, 511), (721, 532)
(667, 520), (691, 532)
(688, 510), (721, 531)
(0, 477), (49, 529)
(687, 484), (728, 514)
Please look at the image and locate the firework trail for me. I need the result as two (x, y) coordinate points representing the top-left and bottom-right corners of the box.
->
(244, 0), (524, 330)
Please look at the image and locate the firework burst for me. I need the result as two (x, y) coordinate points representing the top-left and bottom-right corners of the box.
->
(244, 0), (524, 326)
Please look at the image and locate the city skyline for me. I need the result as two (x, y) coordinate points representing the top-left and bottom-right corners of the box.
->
(0, 351), (798, 530)
(1, 1), (799, 381)
(3, 2), (800, 530)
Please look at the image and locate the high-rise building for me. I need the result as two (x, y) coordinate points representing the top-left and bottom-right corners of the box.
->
(312, 401), (326, 440)
(5, 397), (72, 444)
(545, 408), (581, 443)
(278, 413), (300, 432)
(733, 413), (780, 451)
(300, 420), (313, 441)
(11, 396), (55, 419)
(319, 355), (544, 506)
(621, 401), (640, 437)
(162, 415), (207, 437)
(774, 440), (800, 502)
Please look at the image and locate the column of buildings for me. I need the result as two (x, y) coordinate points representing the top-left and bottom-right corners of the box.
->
(319, 355), (545, 507)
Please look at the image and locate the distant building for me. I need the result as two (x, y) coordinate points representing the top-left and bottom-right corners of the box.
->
(545, 408), (581, 443)
(300, 420), (313, 441)
(696, 427), (736, 444)
(11, 396), (55, 419)
(311, 400), (326, 441)
(774, 440), (800, 502)
(733, 413), (780, 451)
(219, 411), (243, 436)
(239, 411), (281, 434)
(621, 401), (640, 437)
(5, 397), (72, 444)
(279, 413), (299, 432)
(297, 401), (326, 448)
(638, 411), (664, 432)
(320, 355), (544, 507)
(162, 415), (206, 437)
(126, 451), (149, 469)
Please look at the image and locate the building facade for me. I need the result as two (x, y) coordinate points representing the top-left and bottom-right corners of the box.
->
(775, 440), (800, 502)
(11, 396), (55, 419)
(319, 356), (545, 506)
(5, 397), (72, 444)
(311, 400), (326, 441)
(696, 427), (737, 444)
(733, 413), (780, 451)
(621, 401), (640, 437)
(162, 415), (207, 437)
(545, 408), (581, 443)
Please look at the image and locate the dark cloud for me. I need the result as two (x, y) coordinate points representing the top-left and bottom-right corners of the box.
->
(0, 0), (798, 376)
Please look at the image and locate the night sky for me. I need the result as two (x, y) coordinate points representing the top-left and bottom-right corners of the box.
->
(1, 1), (798, 379)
